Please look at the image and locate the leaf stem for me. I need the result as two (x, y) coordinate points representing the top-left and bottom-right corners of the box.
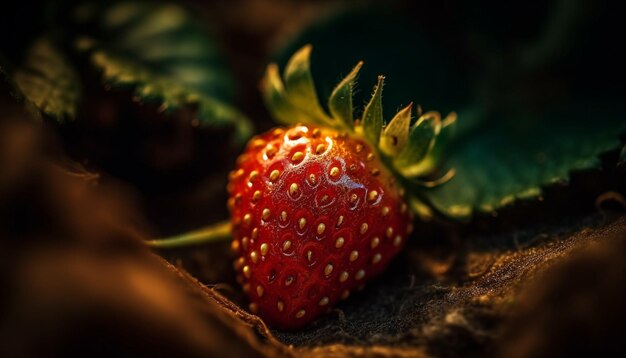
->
(146, 221), (231, 249)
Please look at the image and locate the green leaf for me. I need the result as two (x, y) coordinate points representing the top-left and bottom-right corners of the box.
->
(328, 61), (363, 130)
(360, 76), (384, 144)
(426, 104), (626, 218)
(13, 38), (81, 122)
(73, 2), (251, 142)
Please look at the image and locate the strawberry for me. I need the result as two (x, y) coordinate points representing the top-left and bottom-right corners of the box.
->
(227, 45), (456, 330)
(228, 124), (412, 329)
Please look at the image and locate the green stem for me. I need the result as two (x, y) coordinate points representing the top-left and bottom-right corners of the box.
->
(146, 221), (231, 249)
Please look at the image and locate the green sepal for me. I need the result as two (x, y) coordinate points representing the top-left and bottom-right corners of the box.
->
(360, 76), (385, 144)
(283, 45), (332, 126)
(409, 111), (457, 176)
(428, 112), (457, 162)
(395, 111), (442, 177)
(380, 102), (412, 156)
(261, 63), (301, 126)
(328, 61), (363, 130)
(408, 195), (434, 221)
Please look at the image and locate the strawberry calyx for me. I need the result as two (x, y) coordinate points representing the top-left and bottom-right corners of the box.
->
(262, 45), (457, 219)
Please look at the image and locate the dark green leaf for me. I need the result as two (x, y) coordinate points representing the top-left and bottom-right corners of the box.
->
(426, 104), (626, 218)
(13, 38), (81, 122)
(73, 2), (251, 142)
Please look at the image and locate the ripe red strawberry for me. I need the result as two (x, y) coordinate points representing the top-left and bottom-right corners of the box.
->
(145, 46), (454, 329)
(227, 124), (413, 329)
(226, 46), (456, 329)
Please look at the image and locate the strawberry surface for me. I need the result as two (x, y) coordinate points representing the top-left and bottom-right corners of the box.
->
(227, 124), (412, 329)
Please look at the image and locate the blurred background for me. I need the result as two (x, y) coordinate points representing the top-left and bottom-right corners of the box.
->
(1, 0), (624, 357)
